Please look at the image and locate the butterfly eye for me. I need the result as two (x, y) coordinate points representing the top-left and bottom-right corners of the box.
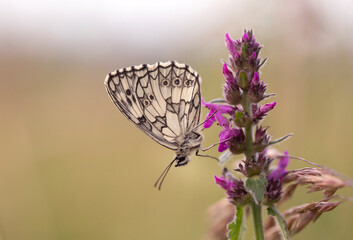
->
(172, 78), (182, 87)
(184, 80), (193, 87)
(143, 98), (151, 106)
(161, 79), (170, 87)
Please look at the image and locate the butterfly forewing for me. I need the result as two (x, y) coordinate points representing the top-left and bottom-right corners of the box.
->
(105, 61), (202, 151)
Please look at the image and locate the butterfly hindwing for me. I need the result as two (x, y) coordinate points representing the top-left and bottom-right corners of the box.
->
(105, 61), (202, 150)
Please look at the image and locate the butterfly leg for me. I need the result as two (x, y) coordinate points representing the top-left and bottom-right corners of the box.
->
(209, 98), (227, 104)
(195, 150), (219, 162)
(199, 137), (232, 151)
(192, 109), (219, 131)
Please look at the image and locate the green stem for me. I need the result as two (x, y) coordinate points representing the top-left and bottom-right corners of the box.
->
(251, 200), (265, 240)
(268, 205), (290, 240)
(242, 91), (253, 160)
(242, 92), (265, 240)
(228, 206), (246, 240)
(244, 123), (253, 160)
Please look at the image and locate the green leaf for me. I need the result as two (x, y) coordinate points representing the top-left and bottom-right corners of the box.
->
(266, 205), (276, 216)
(228, 206), (246, 240)
(241, 43), (248, 58)
(245, 175), (267, 204)
(239, 71), (248, 89)
(267, 205), (290, 240)
(234, 111), (245, 126)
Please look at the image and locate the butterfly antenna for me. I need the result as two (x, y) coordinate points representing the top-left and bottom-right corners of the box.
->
(154, 158), (177, 190)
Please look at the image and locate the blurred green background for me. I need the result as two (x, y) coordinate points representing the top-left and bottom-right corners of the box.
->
(1, 0), (353, 239)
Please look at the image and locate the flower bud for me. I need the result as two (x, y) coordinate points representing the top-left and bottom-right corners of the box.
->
(254, 126), (271, 152)
(249, 72), (267, 103)
(252, 102), (277, 123)
(225, 33), (239, 59)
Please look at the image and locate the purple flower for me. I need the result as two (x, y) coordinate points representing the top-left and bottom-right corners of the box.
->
(268, 150), (289, 180)
(214, 169), (249, 205)
(225, 33), (238, 58)
(202, 99), (236, 128)
(265, 177), (282, 204)
(249, 72), (267, 103)
(250, 52), (257, 60)
(218, 126), (245, 153)
(214, 175), (234, 192)
(265, 151), (290, 204)
(237, 151), (273, 177)
(222, 63), (236, 85)
(242, 32), (250, 42)
(252, 102), (276, 122)
(251, 72), (260, 85)
(223, 64), (242, 105)
(218, 127), (240, 152)
(254, 126), (270, 152)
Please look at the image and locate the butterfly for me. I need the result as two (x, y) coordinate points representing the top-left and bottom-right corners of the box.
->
(104, 61), (206, 188)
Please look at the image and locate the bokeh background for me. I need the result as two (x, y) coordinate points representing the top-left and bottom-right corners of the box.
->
(1, 0), (353, 239)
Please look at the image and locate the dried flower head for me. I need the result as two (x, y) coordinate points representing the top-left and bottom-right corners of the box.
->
(205, 198), (236, 240)
(284, 167), (348, 197)
(264, 199), (342, 239)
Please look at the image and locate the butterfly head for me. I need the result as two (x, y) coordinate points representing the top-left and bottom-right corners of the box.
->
(175, 155), (190, 167)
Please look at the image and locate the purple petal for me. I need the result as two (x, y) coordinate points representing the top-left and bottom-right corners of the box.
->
(218, 142), (229, 152)
(269, 151), (289, 180)
(260, 102), (277, 114)
(218, 129), (231, 152)
(202, 99), (238, 128)
(278, 150), (289, 172)
(215, 111), (229, 128)
(250, 52), (257, 60)
(222, 63), (235, 85)
(251, 72), (260, 86)
(203, 109), (217, 128)
(202, 99), (237, 115)
(219, 105), (237, 115)
(214, 175), (233, 191)
(225, 33), (238, 57)
(242, 32), (249, 42)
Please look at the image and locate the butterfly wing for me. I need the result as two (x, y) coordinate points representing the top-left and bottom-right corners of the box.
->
(104, 61), (201, 150)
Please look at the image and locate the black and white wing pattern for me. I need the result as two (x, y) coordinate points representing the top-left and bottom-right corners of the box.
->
(104, 61), (202, 150)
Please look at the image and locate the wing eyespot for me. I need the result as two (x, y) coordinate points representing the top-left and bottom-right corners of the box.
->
(172, 78), (182, 87)
(161, 79), (170, 87)
(148, 94), (154, 101)
(143, 98), (151, 106)
(126, 89), (132, 95)
(184, 79), (194, 87)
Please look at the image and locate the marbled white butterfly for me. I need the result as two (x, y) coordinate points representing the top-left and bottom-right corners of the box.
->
(104, 61), (204, 188)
